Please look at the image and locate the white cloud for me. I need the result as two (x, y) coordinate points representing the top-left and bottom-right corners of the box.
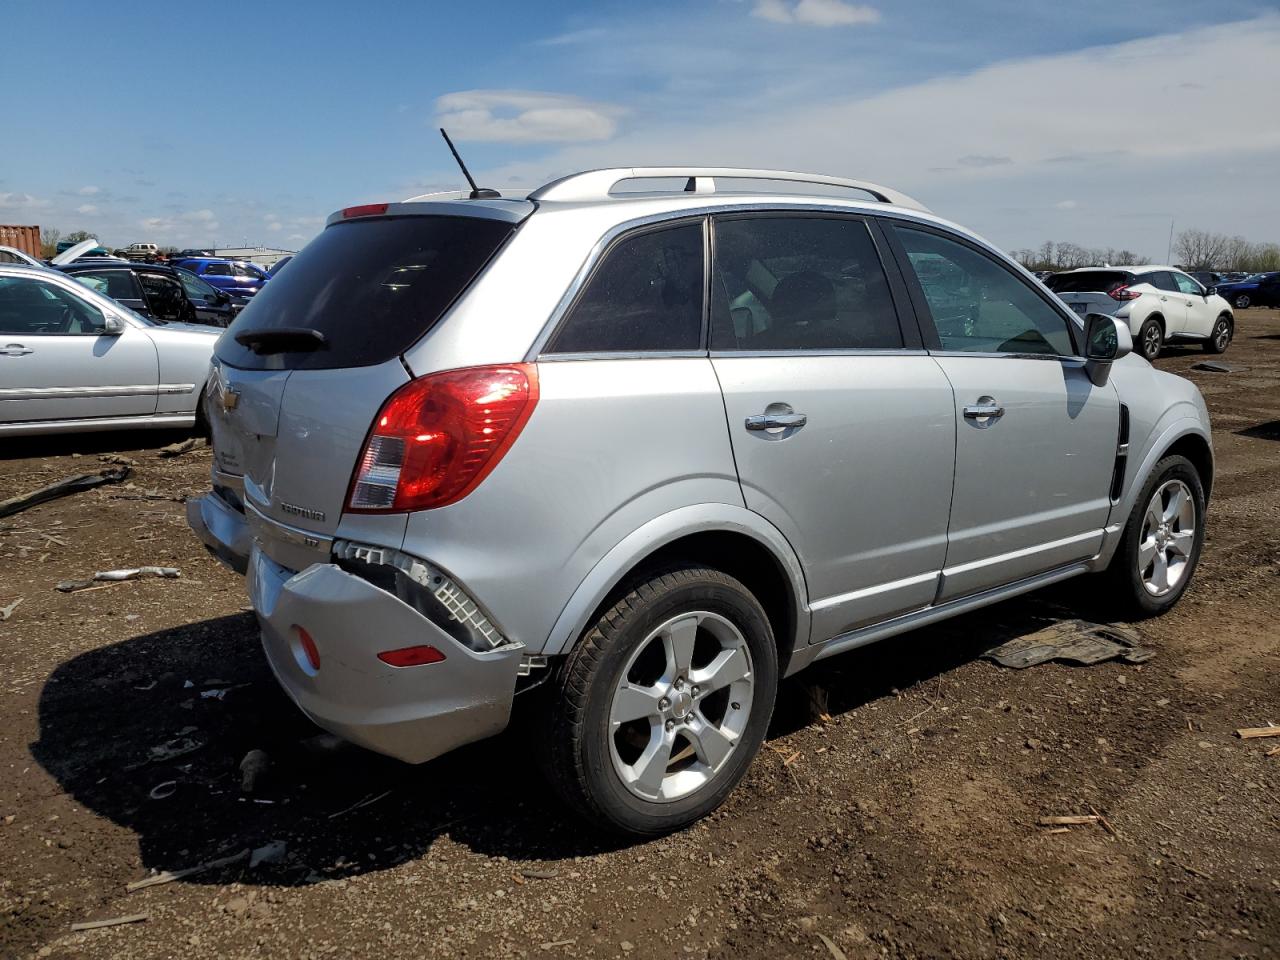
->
(267, 221), (283, 232)
(78, 185), (100, 196)
(436, 90), (623, 143)
(76, 203), (99, 215)
(1055, 200), (1079, 209)
(752, 0), (881, 27)
(0, 191), (47, 210)
(186, 209), (216, 223)
(476, 15), (1280, 256)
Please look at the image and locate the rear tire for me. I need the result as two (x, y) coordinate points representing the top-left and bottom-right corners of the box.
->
(1203, 315), (1232, 354)
(1234, 294), (1250, 309)
(1138, 317), (1163, 360)
(1105, 455), (1205, 618)
(539, 566), (778, 836)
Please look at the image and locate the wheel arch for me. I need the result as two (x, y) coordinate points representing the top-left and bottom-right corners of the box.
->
(541, 504), (812, 674)
(1163, 432), (1214, 501)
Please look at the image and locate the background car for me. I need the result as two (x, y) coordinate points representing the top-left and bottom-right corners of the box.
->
(1213, 271), (1280, 309)
(0, 245), (43, 267)
(1189, 271), (1223, 289)
(55, 260), (235, 328)
(266, 254), (293, 277)
(172, 257), (270, 297)
(54, 239), (113, 259)
(174, 267), (248, 325)
(1046, 265), (1234, 358)
(0, 263), (217, 436)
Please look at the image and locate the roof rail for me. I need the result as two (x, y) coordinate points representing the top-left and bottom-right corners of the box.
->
(528, 167), (929, 212)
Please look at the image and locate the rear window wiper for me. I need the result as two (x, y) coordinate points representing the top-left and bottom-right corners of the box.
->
(234, 327), (328, 355)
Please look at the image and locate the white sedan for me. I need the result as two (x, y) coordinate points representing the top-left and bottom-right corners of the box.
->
(0, 263), (218, 436)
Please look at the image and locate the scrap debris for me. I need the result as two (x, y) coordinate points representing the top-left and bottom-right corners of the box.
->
(158, 438), (199, 458)
(984, 619), (1154, 669)
(56, 567), (181, 593)
(125, 849), (249, 892)
(1235, 725), (1280, 740)
(0, 597), (22, 622)
(70, 912), (149, 931)
(1190, 361), (1246, 373)
(0, 466), (130, 519)
(1038, 811), (1118, 838)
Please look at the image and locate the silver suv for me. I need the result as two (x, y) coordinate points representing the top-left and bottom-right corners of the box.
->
(189, 168), (1213, 836)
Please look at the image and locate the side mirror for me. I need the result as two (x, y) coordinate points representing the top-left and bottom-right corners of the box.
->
(102, 315), (126, 336)
(1083, 313), (1131, 386)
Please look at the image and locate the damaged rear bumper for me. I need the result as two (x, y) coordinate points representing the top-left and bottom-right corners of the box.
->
(249, 546), (524, 764)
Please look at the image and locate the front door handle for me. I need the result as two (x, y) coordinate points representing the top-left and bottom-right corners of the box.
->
(1, 343), (33, 357)
(963, 401), (1005, 420)
(745, 412), (808, 431)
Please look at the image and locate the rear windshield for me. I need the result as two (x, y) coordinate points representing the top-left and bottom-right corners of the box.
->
(216, 215), (515, 370)
(1045, 271), (1134, 294)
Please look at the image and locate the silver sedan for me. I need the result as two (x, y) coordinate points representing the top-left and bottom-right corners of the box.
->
(0, 263), (218, 436)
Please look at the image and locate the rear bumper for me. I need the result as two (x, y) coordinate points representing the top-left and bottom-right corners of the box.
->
(190, 489), (525, 764)
(249, 546), (524, 764)
(187, 490), (251, 574)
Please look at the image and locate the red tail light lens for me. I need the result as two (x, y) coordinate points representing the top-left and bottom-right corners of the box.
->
(377, 645), (446, 667)
(1109, 285), (1141, 301)
(347, 364), (539, 513)
(341, 203), (389, 219)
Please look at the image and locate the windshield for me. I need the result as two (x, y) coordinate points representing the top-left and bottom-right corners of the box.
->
(1045, 270), (1134, 294)
(216, 215), (515, 370)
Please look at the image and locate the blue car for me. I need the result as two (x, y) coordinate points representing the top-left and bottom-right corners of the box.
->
(172, 257), (270, 297)
(1213, 272), (1280, 309)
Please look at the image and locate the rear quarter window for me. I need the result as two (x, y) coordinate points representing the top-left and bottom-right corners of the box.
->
(1045, 271), (1134, 294)
(217, 215), (515, 370)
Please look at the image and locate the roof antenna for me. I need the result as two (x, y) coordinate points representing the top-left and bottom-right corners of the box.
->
(440, 128), (501, 199)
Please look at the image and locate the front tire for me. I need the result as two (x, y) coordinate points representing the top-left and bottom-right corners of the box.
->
(1234, 294), (1250, 309)
(1204, 315), (1232, 354)
(540, 566), (778, 836)
(1106, 455), (1205, 618)
(1138, 317), (1164, 360)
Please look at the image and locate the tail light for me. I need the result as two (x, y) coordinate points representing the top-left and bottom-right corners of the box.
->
(347, 364), (538, 513)
(1109, 285), (1141, 301)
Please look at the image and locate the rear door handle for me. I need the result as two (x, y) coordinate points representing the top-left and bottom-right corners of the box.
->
(745, 413), (808, 431)
(963, 403), (1004, 420)
(2, 343), (33, 357)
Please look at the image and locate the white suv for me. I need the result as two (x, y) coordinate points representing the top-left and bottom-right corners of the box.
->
(1046, 266), (1233, 360)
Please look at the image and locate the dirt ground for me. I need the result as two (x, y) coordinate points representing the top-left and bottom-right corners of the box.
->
(1, 312), (1277, 960)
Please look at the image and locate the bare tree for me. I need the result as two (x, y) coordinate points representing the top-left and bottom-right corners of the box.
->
(40, 227), (61, 259)
(1173, 229), (1230, 270)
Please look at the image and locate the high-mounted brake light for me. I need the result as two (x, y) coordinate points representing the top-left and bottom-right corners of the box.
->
(347, 364), (539, 513)
(1109, 285), (1141, 301)
(341, 203), (390, 219)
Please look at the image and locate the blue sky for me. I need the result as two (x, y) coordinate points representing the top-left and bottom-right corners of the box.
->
(3, 0), (1278, 257)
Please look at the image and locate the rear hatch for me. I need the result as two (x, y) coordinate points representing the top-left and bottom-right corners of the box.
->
(209, 205), (528, 569)
(1045, 269), (1136, 317)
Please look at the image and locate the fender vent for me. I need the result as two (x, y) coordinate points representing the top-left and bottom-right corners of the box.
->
(1109, 403), (1130, 502)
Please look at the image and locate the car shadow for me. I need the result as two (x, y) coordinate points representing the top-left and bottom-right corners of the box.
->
(31, 584), (1110, 886)
(1237, 420), (1280, 442)
(0, 429), (197, 462)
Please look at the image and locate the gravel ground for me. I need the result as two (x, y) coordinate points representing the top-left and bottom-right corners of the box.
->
(1, 311), (1278, 960)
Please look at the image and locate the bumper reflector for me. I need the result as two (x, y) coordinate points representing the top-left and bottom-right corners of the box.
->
(378, 645), (447, 668)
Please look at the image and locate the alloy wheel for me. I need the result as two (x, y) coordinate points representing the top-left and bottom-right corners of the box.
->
(1143, 324), (1161, 359)
(608, 611), (755, 803)
(1138, 479), (1196, 597)
(1214, 318), (1231, 351)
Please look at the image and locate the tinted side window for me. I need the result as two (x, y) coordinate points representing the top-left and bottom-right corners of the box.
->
(1173, 273), (1201, 295)
(204, 262), (232, 276)
(0, 277), (106, 335)
(1144, 271), (1178, 292)
(895, 225), (1074, 356)
(72, 270), (142, 302)
(546, 223), (704, 354)
(711, 216), (902, 351)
